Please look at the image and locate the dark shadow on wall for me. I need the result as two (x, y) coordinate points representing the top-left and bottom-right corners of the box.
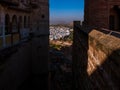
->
(0, 41), (49, 90)
(89, 49), (120, 90)
(72, 21), (90, 90)
(72, 21), (120, 90)
(49, 41), (73, 90)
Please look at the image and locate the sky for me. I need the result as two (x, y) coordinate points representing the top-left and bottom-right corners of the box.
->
(50, 0), (84, 24)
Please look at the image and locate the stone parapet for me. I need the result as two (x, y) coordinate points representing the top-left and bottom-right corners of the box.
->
(73, 21), (120, 90)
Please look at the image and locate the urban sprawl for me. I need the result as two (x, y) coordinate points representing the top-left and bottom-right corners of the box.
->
(49, 26), (73, 40)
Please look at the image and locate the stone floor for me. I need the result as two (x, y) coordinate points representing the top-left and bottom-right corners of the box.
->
(18, 73), (48, 90)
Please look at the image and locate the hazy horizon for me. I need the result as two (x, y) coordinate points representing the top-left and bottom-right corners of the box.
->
(50, 0), (84, 24)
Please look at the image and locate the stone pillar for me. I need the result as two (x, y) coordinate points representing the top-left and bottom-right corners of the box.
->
(31, 35), (49, 89)
(72, 21), (90, 90)
(72, 21), (81, 90)
(0, 5), (6, 48)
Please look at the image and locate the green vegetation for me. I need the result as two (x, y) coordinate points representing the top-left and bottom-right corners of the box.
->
(62, 31), (73, 41)
(50, 31), (73, 50)
(50, 43), (62, 50)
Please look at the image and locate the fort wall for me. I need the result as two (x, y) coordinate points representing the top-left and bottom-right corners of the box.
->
(73, 21), (120, 89)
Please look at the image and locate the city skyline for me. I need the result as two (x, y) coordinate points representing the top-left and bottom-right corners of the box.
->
(50, 0), (84, 24)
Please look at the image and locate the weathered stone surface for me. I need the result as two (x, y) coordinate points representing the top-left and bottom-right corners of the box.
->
(0, 0), (49, 89)
(84, 0), (120, 31)
(73, 22), (120, 90)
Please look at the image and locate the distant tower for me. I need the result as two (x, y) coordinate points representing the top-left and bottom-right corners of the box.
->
(84, 0), (120, 31)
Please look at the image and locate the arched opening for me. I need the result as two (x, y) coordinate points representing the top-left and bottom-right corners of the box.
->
(28, 16), (30, 28)
(41, 14), (45, 19)
(18, 16), (23, 40)
(109, 5), (120, 31)
(12, 15), (18, 33)
(24, 16), (27, 28)
(18, 16), (22, 30)
(5, 14), (10, 34)
(109, 15), (115, 30)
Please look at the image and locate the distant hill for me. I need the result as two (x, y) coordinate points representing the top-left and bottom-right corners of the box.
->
(50, 21), (74, 28)
(67, 22), (73, 27)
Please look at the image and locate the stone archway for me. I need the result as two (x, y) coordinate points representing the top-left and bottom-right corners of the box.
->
(18, 16), (22, 29)
(5, 14), (10, 34)
(12, 15), (18, 33)
(24, 16), (27, 28)
(109, 5), (120, 31)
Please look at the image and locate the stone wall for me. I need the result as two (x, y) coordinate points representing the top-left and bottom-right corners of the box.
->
(0, 0), (49, 89)
(84, 0), (109, 28)
(73, 21), (120, 90)
(84, 0), (120, 30)
(0, 35), (49, 89)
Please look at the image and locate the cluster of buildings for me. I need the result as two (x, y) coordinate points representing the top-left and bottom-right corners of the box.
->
(49, 26), (71, 40)
(0, 0), (120, 89)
